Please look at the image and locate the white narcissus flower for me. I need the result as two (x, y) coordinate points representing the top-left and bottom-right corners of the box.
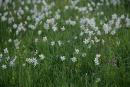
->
(80, 32), (84, 36)
(61, 26), (65, 31)
(83, 38), (89, 44)
(55, 13), (61, 20)
(39, 54), (45, 60)
(96, 54), (101, 58)
(70, 20), (76, 26)
(13, 24), (17, 29)
(71, 57), (77, 62)
(65, 6), (69, 10)
(82, 53), (86, 57)
(52, 25), (57, 32)
(25, 6), (29, 11)
(94, 37), (100, 43)
(47, 18), (55, 25)
(51, 41), (55, 46)
(32, 58), (38, 66)
(38, 30), (42, 35)
(94, 54), (101, 65)
(9, 57), (16, 67)
(8, 39), (12, 43)
(111, 30), (116, 35)
(121, 15), (125, 19)
(4, 48), (8, 54)
(28, 24), (35, 30)
(94, 57), (99, 65)
(26, 57), (38, 66)
(1, 64), (7, 69)
(60, 56), (66, 61)
(43, 36), (47, 42)
(112, 14), (117, 20)
(75, 49), (79, 54)
(58, 40), (62, 46)
(1, 15), (7, 21)
(103, 23), (111, 34)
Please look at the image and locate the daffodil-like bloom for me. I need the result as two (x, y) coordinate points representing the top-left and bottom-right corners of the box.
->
(60, 56), (65, 61)
(26, 57), (38, 66)
(1, 64), (7, 69)
(39, 54), (45, 60)
(71, 57), (77, 62)
(94, 54), (101, 65)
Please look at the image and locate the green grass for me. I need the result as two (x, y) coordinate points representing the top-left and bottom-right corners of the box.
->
(0, 0), (130, 87)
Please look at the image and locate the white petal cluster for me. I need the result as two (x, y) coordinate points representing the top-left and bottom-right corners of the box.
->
(60, 56), (66, 61)
(94, 54), (101, 65)
(39, 54), (45, 60)
(26, 57), (38, 66)
(71, 57), (77, 62)
(0, 0), (130, 71)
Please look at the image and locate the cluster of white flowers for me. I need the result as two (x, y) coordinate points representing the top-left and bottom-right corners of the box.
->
(66, 19), (76, 26)
(103, 14), (130, 35)
(75, 49), (80, 54)
(71, 57), (77, 62)
(60, 56), (66, 61)
(3, 48), (8, 54)
(94, 54), (101, 65)
(0, 50), (17, 69)
(26, 57), (38, 66)
(80, 17), (101, 48)
(43, 36), (48, 42)
(0, 0), (130, 70)
(9, 56), (16, 67)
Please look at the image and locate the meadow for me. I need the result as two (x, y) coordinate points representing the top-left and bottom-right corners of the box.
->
(0, 0), (130, 87)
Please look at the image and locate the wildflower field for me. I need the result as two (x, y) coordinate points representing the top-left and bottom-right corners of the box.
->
(0, 0), (130, 87)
